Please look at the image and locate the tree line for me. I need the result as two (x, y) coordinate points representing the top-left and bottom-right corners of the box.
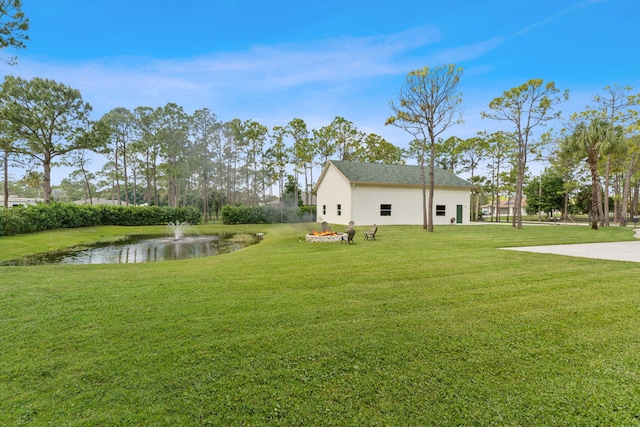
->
(387, 64), (639, 231)
(0, 4), (638, 230)
(1, 72), (638, 230)
(0, 76), (406, 220)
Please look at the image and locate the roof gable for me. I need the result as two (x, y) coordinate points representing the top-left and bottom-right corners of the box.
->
(328, 160), (471, 188)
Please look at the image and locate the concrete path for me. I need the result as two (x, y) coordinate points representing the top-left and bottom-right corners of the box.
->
(501, 229), (640, 263)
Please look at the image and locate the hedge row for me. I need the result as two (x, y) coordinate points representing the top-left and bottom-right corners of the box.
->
(220, 205), (279, 225)
(220, 204), (317, 224)
(0, 203), (202, 236)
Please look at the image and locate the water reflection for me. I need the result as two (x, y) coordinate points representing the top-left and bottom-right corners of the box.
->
(1, 234), (259, 266)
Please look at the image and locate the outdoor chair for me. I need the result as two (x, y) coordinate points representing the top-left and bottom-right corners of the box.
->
(342, 228), (356, 244)
(365, 224), (378, 240)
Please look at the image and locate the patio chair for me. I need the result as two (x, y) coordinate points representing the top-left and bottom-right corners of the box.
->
(341, 227), (356, 244)
(365, 224), (378, 240)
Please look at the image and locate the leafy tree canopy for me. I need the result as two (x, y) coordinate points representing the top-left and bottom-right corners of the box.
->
(0, 0), (28, 64)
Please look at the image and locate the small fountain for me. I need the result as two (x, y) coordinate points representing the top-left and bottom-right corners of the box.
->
(168, 221), (189, 240)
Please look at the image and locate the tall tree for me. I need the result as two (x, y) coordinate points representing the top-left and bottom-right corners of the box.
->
(484, 131), (517, 222)
(265, 125), (290, 222)
(0, 117), (13, 206)
(132, 106), (161, 206)
(548, 143), (583, 222)
(313, 125), (337, 165)
(387, 64), (463, 231)
(222, 119), (242, 205)
(0, 0), (28, 65)
(524, 168), (565, 218)
(22, 169), (42, 197)
(620, 134), (640, 226)
(561, 118), (623, 229)
(101, 107), (136, 205)
(0, 76), (100, 203)
(359, 133), (406, 164)
(482, 79), (568, 229)
(157, 103), (189, 207)
(434, 136), (463, 173)
(590, 85), (640, 226)
(330, 116), (361, 161)
(285, 118), (311, 206)
(242, 119), (268, 205)
(459, 135), (488, 221)
(190, 108), (219, 221)
(68, 148), (96, 204)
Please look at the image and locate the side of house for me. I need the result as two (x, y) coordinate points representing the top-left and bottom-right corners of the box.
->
(315, 160), (472, 226)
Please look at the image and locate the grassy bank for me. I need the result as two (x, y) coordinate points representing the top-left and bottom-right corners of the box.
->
(1, 223), (639, 425)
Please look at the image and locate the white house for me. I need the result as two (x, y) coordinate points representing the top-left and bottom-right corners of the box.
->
(0, 195), (43, 208)
(480, 199), (528, 219)
(314, 160), (472, 226)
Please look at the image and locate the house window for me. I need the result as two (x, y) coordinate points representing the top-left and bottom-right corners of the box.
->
(322, 205), (326, 215)
(380, 204), (392, 216)
(436, 205), (446, 216)
(337, 204), (342, 216)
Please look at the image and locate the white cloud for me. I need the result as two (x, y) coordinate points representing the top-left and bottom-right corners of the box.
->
(5, 23), (503, 121)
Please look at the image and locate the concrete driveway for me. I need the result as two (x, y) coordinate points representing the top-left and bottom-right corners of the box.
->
(500, 229), (640, 263)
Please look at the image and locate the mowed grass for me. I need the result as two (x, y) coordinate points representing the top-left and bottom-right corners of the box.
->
(1, 223), (640, 425)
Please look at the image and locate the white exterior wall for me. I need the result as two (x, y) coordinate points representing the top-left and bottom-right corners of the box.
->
(315, 164), (353, 225)
(351, 184), (421, 225)
(351, 184), (470, 226)
(315, 163), (471, 226)
(0, 196), (43, 208)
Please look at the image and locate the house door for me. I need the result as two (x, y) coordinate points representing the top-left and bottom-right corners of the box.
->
(456, 205), (463, 224)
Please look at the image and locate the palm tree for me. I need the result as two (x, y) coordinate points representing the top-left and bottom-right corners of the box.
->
(562, 118), (623, 229)
(23, 170), (43, 197)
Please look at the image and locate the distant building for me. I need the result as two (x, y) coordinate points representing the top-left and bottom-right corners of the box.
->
(480, 199), (528, 218)
(0, 195), (44, 208)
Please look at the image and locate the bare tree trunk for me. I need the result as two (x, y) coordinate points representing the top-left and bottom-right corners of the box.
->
(82, 168), (93, 205)
(589, 150), (600, 230)
(202, 170), (209, 222)
(114, 147), (121, 205)
(132, 166), (137, 206)
(153, 163), (158, 206)
(633, 181), (639, 217)
(123, 148), (129, 206)
(42, 152), (53, 204)
(495, 160), (501, 223)
(620, 153), (638, 227)
(3, 150), (9, 208)
(428, 146), (435, 232)
(145, 151), (151, 205)
(597, 183), (605, 227)
(420, 142), (427, 230)
(613, 173), (621, 223)
(603, 155), (611, 226)
(513, 143), (526, 229)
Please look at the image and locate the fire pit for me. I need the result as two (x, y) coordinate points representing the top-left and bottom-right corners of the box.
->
(305, 230), (346, 242)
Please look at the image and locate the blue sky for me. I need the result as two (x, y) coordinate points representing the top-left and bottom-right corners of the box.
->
(2, 0), (638, 183)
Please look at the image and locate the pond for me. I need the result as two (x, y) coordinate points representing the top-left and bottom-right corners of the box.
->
(0, 233), (262, 266)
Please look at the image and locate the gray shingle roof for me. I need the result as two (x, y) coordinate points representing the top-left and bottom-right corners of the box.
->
(330, 160), (471, 188)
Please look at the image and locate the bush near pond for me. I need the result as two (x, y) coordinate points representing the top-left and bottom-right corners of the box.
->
(221, 204), (316, 224)
(221, 205), (279, 224)
(0, 203), (201, 236)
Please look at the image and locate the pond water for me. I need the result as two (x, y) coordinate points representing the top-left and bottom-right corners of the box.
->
(1, 234), (261, 266)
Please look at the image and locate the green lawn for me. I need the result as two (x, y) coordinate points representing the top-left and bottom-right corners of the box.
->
(1, 223), (640, 425)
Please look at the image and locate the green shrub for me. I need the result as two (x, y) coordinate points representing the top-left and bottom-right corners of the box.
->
(0, 203), (202, 236)
(221, 204), (279, 224)
(219, 204), (317, 224)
